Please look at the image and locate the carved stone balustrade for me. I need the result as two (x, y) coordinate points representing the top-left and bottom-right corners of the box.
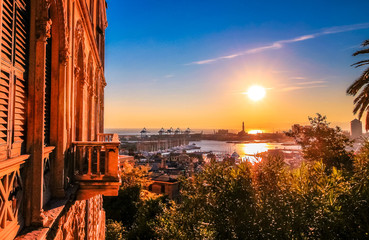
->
(72, 134), (121, 200)
(97, 133), (119, 142)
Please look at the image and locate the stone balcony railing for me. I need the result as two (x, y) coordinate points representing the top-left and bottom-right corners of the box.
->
(72, 133), (121, 200)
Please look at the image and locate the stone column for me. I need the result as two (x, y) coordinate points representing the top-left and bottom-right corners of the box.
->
(29, 2), (52, 226)
(52, 48), (70, 198)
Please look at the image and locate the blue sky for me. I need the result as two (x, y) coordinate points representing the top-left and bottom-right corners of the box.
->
(104, 0), (369, 131)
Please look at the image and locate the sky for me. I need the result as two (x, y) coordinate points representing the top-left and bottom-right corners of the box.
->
(104, 0), (369, 132)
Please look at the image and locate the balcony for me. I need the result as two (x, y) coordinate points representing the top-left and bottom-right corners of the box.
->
(72, 133), (121, 200)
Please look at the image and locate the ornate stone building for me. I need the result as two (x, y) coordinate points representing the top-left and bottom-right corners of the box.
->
(0, 0), (120, 239)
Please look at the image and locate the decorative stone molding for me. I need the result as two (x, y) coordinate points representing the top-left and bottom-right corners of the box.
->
(60, 48), (71, 65)
(60, 22), (70, 65)
(74, 66), (81, 79)
(36, 19), (52, 41)
(56, 0), (69, 57)
(88, 84), (94, 94)
(75, 20), (87, 74)
(81, 76), (88, 88)
(41, 0), (52, 12)
(75, 20), (84, 50)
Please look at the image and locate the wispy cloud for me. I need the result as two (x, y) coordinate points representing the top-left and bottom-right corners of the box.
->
(280, 84), (327, 92)
(188, 22), (369, 65)
(296, 80), (327, 85)
(290, 77), (306, 80)
(164, 74), (174, 78)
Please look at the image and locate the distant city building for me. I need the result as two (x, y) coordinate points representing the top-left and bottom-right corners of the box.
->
(174, 128), (181, 134)
(158, 127), (165, 136)
(167, 127), (174, 134)
(351, 119), (363, 138)
(238, 121), (247, 136)
(140, 127), (148, 138)
(217, 129), (229, 135)
(184, 128), (191, 135)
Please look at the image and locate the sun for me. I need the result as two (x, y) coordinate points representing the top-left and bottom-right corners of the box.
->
(246, 85), (266, 101)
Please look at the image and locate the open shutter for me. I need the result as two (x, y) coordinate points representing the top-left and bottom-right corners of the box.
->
(0, 0), (14, 160)
(11, 0), (28, 156)
(0, 0), (29, 159)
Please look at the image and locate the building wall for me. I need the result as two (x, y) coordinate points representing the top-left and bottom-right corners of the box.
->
(150, 181), (180, 199)
(51, 195), (105, 240)
(0, 0), (109, 239)
(351, 119), (363, 138)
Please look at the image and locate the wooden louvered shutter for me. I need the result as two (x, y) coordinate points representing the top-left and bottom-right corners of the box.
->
(0, 69), (10, 161)
(1, 0), (13, 63)
(0, 0), (29, 160)
(44, 36), (51, 146)
(0, 0), (14, 160)
(12, 0), (28, 156)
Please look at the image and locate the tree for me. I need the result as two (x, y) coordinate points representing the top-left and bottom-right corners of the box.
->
(104, 161), (152, 225)
(347, 39), (369, 130)
(106, 220), (124, 240)
(156, 162), (259, 239)
(104, 159), (167, 239)
(286, 114), (354, 170)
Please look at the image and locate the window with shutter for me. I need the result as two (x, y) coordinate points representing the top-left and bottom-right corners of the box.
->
(0, 0), (29, 159)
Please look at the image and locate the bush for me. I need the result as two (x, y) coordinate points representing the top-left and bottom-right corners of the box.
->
(106, 220), (124, 240)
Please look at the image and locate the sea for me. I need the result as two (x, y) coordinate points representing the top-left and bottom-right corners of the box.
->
(188, 140), (300, 156)
(107, 128), (301, 163)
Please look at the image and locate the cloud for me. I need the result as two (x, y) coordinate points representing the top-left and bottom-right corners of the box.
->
(188, 22), (369, 65)
(289, 77), (306, 80)
(296, 80), (327, 85)
(280, 84), (327, 92)
(164, 74), (174, 78)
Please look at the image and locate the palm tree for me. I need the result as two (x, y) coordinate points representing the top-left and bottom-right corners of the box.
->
(347, 39), (369, 130)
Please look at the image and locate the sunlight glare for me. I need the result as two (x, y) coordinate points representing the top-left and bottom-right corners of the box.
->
(248, 129), (263, 134)
(246, 85), (266, 101)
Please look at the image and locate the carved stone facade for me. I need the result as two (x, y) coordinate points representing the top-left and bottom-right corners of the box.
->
(0, 0), (115, 239)
(51, 195), (105, 240)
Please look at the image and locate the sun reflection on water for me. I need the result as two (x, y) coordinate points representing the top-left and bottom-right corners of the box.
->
(241, 143), (268, 155)
(240, 143), (269, 164)
(248, 129), (263, 134)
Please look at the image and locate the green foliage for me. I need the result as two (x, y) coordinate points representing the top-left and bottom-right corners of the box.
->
(120, 161), (152, 189)
(286, 113), (354, 170)
(104, 185), (141, 226)
(106, 220), (125, 240)
(104, 160), (166, 240)
(155, 146), (369, 239)
(156, 161), (258, 240)
(106, 135), (369, 240)
(127, 198), (167, 240)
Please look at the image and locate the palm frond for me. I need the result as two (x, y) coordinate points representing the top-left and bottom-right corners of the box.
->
(358, 99), (369, 119)
(350, 39), (369, 129)
(351, 60), (369, 68)
(354, 93), (365, 105)
(347, 71), (369, 95)
(354, 97), (369, 119)
(353, 48), (369, 56)
(362, 39), (369, 47)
